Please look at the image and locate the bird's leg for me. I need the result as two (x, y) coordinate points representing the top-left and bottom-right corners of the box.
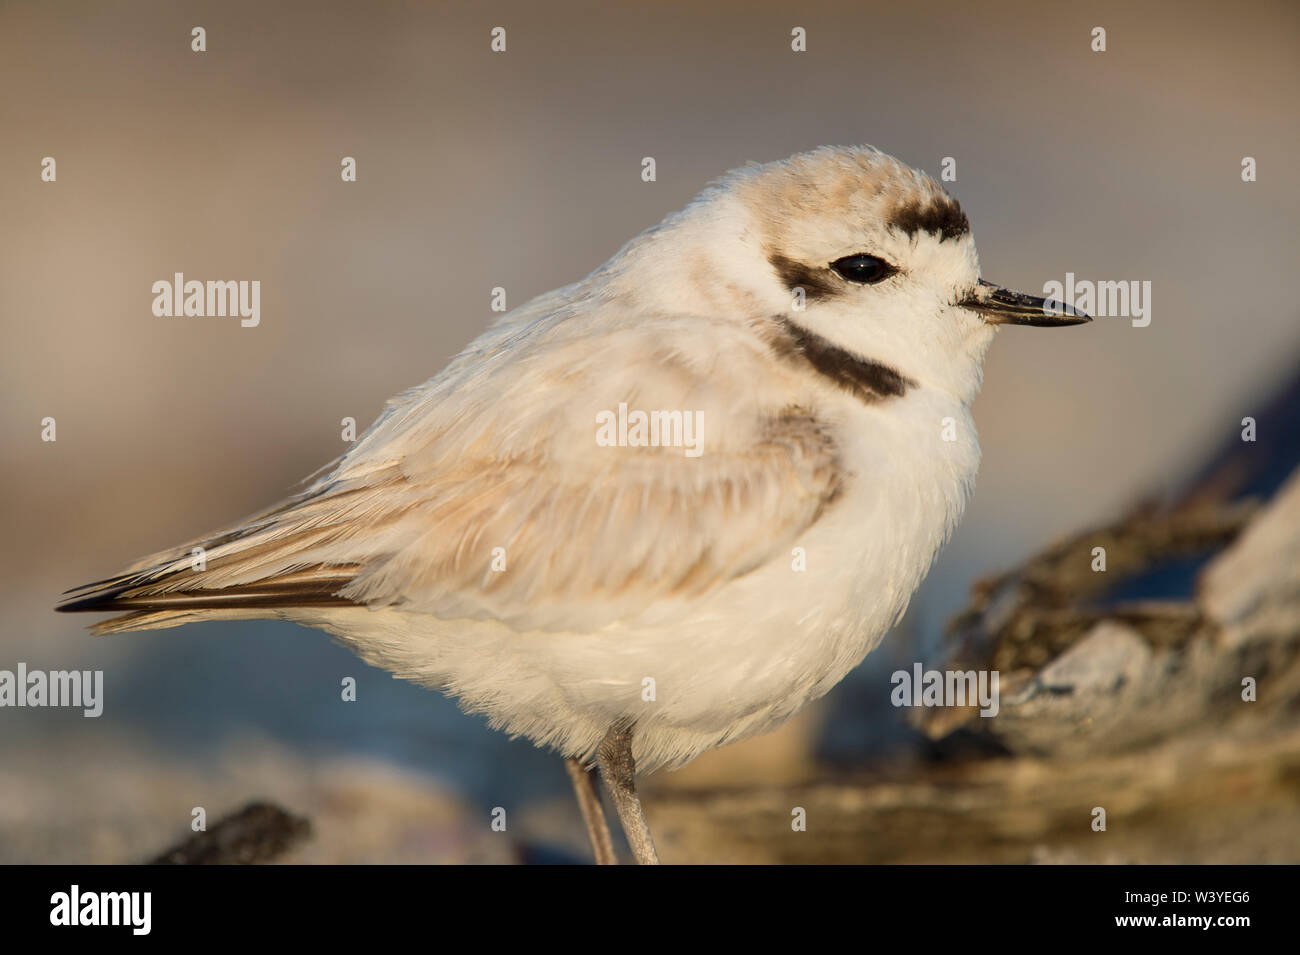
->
(564, 756), (617, 865)
(595, 723), (660, 865)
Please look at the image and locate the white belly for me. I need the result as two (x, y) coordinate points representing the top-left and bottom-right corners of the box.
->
(304, 392), (980, 773)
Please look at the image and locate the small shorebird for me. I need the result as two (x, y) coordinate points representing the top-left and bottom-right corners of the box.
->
(58, 146), (1088, 864)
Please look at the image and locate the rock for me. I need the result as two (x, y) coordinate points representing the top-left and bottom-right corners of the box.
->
(1200, 468), (1300, 647)
(1036, 621), (1152, 695)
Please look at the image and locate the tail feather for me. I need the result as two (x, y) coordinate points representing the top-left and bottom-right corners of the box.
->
(88, 608), (289, 636)
(55, 481), (375, 632)
(57, 565), (360, 614)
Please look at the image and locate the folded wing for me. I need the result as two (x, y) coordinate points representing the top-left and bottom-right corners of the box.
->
(58, 318), (845, 634)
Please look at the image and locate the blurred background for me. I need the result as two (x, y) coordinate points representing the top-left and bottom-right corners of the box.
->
(1, 0), (1297, 862)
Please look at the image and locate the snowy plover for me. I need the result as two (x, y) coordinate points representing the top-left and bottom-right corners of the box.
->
(59, 146), (1089, 864)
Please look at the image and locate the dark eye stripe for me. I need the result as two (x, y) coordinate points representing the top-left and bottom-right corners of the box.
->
(767, 252), (837, 300)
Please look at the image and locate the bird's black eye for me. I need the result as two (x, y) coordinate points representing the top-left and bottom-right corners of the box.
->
(830, 253), (897, 285)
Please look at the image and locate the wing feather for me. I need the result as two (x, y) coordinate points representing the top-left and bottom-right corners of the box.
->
(58, 318), (846, 633)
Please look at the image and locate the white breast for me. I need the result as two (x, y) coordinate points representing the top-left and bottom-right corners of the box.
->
(305, 384), (980, 773)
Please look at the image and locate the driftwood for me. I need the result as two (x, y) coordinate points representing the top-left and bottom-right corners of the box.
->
(648, 721), (1300, 864)
(919, 363), (1300, 756)
(148, 802), (311, 865)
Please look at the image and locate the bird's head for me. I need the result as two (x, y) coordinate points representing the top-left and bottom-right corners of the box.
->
(606, 145), (1088, 406)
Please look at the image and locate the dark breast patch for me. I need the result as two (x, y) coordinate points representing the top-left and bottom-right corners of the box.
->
(768, 317), (916, 404)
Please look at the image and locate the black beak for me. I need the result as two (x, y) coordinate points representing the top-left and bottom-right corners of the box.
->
(960, 279), (1091, 327)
